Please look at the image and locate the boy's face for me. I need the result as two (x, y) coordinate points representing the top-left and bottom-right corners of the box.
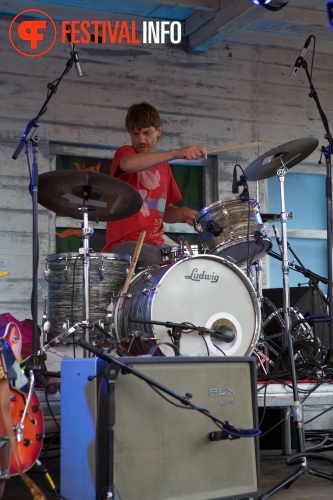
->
(129, 126), (162, 153)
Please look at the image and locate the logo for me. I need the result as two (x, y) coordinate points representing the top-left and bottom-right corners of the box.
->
(9, 9), (57, 57)
(8, 10), (182, 57)
(185, 268), (219, 283)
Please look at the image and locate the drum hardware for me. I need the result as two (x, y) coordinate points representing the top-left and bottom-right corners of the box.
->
(261, 212), (293, 223)
(244, 137), (319, 345)
(117, 331), (165, 357)
(245, 137), (333, 495)
(178, 235), (184, 254)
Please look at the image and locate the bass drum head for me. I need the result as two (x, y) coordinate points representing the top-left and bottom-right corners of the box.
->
(114, 255), (261, 357)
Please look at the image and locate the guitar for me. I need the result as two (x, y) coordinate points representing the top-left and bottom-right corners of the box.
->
(0, 323), (44, 475)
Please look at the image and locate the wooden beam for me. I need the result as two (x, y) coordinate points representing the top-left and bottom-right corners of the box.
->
(143, 0), (219, 10)
(187, 0), (268, 53)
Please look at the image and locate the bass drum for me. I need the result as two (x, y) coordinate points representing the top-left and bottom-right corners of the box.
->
(114, 255), (261, 357)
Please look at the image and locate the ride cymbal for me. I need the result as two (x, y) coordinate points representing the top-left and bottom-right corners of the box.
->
(244, 137), (319, 181)
(38, 170), (142, 221)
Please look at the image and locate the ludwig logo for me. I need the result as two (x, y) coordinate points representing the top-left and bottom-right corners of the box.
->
(185, 268), (219, 283)
(9, 10), (57, 57)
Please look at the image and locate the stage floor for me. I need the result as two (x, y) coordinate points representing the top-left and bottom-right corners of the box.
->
(3, 448), (333, 499)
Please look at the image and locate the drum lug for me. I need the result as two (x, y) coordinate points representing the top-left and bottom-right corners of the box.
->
(99, 266), (105, 280)
(44, 265), (52, 281)
(142, 286), (159, 295)
(64, 265), (71, 281)
(118, 292), (132, 299)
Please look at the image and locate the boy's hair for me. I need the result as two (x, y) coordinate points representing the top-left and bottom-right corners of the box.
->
(125, 102), (162, 132)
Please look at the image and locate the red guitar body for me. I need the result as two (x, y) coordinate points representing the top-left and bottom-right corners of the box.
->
(0, 388), (44, 475)
(0, 323), (44, 475)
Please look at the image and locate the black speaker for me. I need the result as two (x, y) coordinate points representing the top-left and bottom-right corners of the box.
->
(61, 357), (260, 500)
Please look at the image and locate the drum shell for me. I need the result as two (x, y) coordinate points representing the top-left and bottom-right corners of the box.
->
(46, 252), (130, 341)
(114, 255), (261, 357)
(194, 196), (272, 265)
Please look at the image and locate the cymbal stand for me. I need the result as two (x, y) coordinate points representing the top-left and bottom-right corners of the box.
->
(78, 204), (98, 357)
(259, 156), (333, 497)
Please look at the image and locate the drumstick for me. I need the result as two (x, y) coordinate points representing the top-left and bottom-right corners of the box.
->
(118, 231), (146, 309)
(207, 141), (261, 155)
(184, 240), (193, 256)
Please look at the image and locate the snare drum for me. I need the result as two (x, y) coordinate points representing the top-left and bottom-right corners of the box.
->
(194, 196), (272, 265)
(45, 252), (130, 340)
(114, 255), (260, 357)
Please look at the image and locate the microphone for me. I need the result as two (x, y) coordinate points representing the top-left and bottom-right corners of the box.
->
(232, 165), (239, 194)
(66, 26), (83, 77)
(290, 35), (312, 80)
(209, 325), (235, 343)
(272, 224), (283, 255)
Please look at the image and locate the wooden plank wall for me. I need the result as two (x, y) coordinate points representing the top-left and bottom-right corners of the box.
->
(0, 15), (331, 323)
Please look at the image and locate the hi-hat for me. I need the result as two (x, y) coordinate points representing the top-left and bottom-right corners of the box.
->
(38, 170), (142, 221)
(244, 137), (319, 181)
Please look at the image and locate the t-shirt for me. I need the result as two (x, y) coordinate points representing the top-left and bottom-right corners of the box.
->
(102, 145), (182, 251)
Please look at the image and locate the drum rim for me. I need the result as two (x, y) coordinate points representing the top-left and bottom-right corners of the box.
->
(47, 252), (131, 261)
(195, 196), (258, 220)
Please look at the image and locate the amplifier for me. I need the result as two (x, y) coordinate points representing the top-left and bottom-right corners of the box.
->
(61, 356), (259, 499)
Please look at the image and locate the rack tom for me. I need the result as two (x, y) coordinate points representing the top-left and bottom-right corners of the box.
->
(194, 196), (272, 266)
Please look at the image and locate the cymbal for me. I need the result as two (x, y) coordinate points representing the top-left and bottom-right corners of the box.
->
(244, 137), (319, 181)
(38, 170), (142, 221)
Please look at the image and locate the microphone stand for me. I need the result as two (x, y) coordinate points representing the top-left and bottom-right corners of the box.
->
(296, 56), (333, 348)
(128, 317), (213, 351)
(11, 57), (75, 381)
(77, 338), (260, 499)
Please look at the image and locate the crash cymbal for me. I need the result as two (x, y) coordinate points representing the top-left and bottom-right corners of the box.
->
(38, 170), (142, 221)
(244, 137), (319, 181)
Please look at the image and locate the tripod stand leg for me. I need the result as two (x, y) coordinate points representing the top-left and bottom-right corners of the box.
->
(259, 466), (306, 499)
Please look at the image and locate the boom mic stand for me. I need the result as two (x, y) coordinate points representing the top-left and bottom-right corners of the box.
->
(11, 57), (75, 380)
(296, 49), (333, 347)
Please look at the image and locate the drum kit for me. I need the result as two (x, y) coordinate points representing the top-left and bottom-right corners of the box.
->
(38, 137), (321, 369)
